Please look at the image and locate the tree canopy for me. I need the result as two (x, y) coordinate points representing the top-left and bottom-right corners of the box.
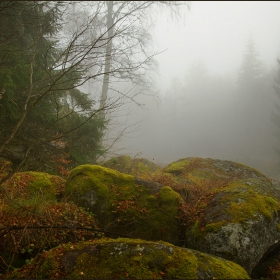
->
(0, 1), (106, 174)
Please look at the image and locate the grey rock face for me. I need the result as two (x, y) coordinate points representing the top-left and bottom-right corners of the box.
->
(166, 157), (280, 274)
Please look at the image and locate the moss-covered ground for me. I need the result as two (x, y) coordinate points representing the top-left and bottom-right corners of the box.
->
(0, 171), (101, 275)
(2, 156), (280, 278)
(0, 171), (66, 204)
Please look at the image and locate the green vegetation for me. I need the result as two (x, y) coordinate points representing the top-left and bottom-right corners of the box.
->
(220, 180), (280, 223)
(205, 220), (227, 233)
(164, 158), (192, 175)
(186, 178), (280, 241)
(66, 164), (135, 196)
(65, 164), (136, 227)
(0, 170), (101, 275)
(0, 1), (106, 174)
(102, 155), (161, 176)
(2, 156), (280, 278)
(0, 200), (101, 274)
(65, 165), (183, 244)
(4, 238), (250, 279)
(0, 171), (64, 207)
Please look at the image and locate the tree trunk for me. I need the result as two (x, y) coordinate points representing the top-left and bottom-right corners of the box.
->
(99, 1), (114, 117)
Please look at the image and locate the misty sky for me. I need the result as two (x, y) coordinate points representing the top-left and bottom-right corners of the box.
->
(105, 1), (280, 180)
(153, 1), (280, 90)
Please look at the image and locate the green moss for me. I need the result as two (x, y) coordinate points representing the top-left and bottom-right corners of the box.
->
(219, 180), (280, 223)
(65, 165), (135, 224)
(138, 186), (183, 243)
(277, 224), (280, 232)
(187, 168), (222, 186)
(165, 248), (198, 279)
(67, 244), (158, 279)
(188, 220), (228, 244)
(191, 220), (204, 239)
(188, 170), (206, 185)
(5, 238), (249, 279)
(186, 176), (280, 242)
(66, 165), (183, 244)
(205, 220), (227, 233)
(105, 155), (132, 174)
(164, 159), (191, 175)
(35, 253), (58, 278)
(133, 162), (151, 175)
(27, 172), (56, 200)
(66, 164), (134, 196)
(5, 248), (60, 279)
(1, 172), (60, 212)
(159, 186), (183, 208)
(194, 251), (250, 279)
(102, 155), (160, 176)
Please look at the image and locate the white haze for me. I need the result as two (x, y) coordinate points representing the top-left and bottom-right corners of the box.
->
(103, 1), (280, 180)
(154, 1), (280, 89)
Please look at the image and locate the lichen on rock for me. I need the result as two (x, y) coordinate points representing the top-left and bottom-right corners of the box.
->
(174, 157), (280, 274)
(4, 238), (250, 279)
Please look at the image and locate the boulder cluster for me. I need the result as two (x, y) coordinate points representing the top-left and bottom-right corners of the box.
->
(1, 156), (280, 278)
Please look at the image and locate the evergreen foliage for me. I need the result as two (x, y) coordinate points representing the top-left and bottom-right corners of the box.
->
(237, 37), (265, 88)
(0, 1), (106, 173)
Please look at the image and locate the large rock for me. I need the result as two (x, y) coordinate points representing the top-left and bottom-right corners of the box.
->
(0, 171), (66, 203)
(0, 171), (99, 275)
(5, 238), (250, 279)
(0, 201), (101, 275)
(102, 155), (160, 176)
(165, 157), (280, 274)
(65, 165), (183, 244)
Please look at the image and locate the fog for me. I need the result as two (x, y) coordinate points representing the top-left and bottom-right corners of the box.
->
(104, 1), (280, 180)
(154, 1), (280, 86)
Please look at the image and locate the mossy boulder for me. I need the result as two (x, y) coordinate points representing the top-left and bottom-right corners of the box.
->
(5, 238), (250, 279)
(0, 171), (66, 205)
(173, 158), (280, 274)
(65, 164), (136, 223)
(0, 201), (101, 275)
(65, 165), (183, 244)
(102, 155), (161, 176)
(164, 157), (270, 185)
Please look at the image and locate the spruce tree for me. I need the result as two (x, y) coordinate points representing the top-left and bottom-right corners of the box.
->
(237, 37), (264, 88)
(0, 1), (106, 173)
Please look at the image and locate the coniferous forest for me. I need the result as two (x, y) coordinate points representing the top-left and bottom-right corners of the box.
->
(2, 2), (280, 279)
